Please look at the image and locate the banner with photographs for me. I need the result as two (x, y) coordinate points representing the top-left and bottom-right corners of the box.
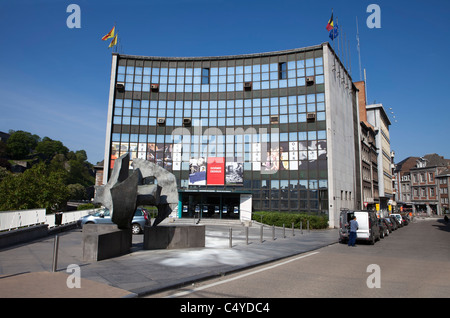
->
(225, 160), (244, 186)
(189, 157), (207, 185)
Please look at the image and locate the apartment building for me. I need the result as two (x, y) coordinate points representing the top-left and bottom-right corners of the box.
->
(410, 154), (449, 215)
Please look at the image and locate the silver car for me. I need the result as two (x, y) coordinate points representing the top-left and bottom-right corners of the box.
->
(77, 208), (150, 234)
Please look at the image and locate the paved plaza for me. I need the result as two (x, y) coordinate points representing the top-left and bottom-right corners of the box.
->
(0, 220), (338, 297)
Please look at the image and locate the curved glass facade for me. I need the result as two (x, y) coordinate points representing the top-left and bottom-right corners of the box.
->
(104, 43), (359, 222)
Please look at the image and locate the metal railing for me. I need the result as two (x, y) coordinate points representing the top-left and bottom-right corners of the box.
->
(0, 209), (46, 231)
(0, 208), (101, 231)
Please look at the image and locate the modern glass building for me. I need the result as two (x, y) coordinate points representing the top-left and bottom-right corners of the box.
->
(103, 43), (361, 228)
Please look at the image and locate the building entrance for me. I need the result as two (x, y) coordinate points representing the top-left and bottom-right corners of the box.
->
(180, 192), (242, 219)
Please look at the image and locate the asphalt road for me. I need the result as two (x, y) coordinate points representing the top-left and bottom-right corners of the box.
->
(149, 218), (450, 298)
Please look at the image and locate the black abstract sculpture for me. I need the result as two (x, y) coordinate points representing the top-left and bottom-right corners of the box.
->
(94, 153), (178, 229)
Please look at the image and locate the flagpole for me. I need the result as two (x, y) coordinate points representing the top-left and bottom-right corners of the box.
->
(328, 9), (334, 51)
(356, 16), (362, 81)
(114, 21), (118, 53)
(348, 37), (352, 76)
(337, 18), (340, 57)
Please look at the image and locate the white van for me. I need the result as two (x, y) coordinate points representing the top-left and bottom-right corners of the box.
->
(339, 210), (381, 244)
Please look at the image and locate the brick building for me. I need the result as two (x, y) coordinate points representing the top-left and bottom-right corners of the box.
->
(436, 167), (450, 214)
(410, 154), (450, 215)
(355, 81), (379, 210)
(393, 156), (419, 213)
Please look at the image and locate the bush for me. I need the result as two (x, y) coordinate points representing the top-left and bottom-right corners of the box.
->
(77, 203), (100, 210)
(252, 211), (329, 229)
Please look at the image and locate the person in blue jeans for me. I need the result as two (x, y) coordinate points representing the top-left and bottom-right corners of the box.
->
(348, 216), (358, 247)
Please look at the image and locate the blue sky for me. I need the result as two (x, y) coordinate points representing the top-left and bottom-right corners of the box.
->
(0, 0), (449, 164)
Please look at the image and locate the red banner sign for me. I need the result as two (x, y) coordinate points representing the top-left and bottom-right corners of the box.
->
(207, 157), (225, 185)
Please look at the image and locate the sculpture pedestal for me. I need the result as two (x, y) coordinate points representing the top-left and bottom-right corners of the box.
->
(82, 224), (132, 261)
(143, 224), (205, 250)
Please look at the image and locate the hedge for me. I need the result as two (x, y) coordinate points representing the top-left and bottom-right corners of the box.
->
(252, 211), (329, 229)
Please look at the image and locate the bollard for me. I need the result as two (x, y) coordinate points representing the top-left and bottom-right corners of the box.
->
(292, 222), (295, 236)
(229, 227), (232, 248)
(245, 226), (249, 245)
(260, 224), (263, 243)
(300, 221), (303, 235)
(283, 224), (286, 238)
(272, 225), (275, 240)
(307, 220), (310, 233)
(52, 235), (59, 272)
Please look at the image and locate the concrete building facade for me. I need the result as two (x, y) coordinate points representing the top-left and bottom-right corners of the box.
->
(366, 103), (393, 210)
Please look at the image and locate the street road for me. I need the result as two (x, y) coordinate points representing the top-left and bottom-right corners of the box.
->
(149, 218), (450, 298)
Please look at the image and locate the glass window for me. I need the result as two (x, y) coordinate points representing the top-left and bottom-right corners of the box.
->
(202, 68), (210, 84)
(298, 113), (306, 122)
(279, 62), (287, 79)
(308, 131), (317, 140)
(317, 130), (326, 139)
(317, 112), (326, 121)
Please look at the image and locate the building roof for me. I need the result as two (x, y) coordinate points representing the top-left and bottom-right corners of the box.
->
(366, 103), (392, 126)
(0, 131), (10, 143)
(422, 153), (448, 167)
(114, 43), (327, 61)
(411, 153), (450, 170)
(437, 167), (450, 177)
(395, 156), (419, 173)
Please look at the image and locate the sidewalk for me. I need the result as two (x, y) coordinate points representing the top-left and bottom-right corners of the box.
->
(0, 220), (338, 298)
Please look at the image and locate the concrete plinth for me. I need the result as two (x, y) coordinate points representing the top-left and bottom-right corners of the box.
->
(143, 224), (205, 250)
(82, 224), (132, 261)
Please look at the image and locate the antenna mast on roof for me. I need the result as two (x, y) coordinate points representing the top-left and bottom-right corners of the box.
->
(356, 16), (362, 82)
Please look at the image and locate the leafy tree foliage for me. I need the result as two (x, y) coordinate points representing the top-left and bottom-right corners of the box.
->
(0, 130), (96, 211)
(6, 130), (40, 159)
(0, 162), (69, 212)
(35, 137), (69, 158)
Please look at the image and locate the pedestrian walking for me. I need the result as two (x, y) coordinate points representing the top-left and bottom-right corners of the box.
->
(348, 216), (358, 247)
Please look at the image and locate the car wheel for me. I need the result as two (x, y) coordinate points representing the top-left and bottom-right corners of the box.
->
(131, 223), (141, 235)
(82, 221), (94, 229)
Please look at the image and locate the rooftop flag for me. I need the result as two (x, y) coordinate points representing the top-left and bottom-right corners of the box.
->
(102, 26), (115, 41)
(326, 12), (334, 31)
(329, 23), (339, 40)
(108, 34), (118, 48)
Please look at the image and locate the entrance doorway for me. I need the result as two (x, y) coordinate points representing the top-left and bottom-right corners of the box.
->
(180, 192), (242, 219)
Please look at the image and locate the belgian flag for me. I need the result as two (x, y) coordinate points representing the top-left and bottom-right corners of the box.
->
(326, 13), (334, 31)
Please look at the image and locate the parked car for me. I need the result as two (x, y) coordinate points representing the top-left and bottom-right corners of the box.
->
(391, 214), (403, 228)
(378, 218), (388, 238)
(382, 217), (394, 233)
(339, 210), (381, 244)
(390, 215), (400, 229)
(401, 215), (409, 226)
(77, 207), (150, 234)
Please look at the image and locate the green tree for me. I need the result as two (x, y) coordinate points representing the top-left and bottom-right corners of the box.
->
(67, 183), (87, 200)
(35, 137), (69, 159)
(66, 150), (94, 187)
(6, 130), (40, 159)
(0, 162), (69, 212)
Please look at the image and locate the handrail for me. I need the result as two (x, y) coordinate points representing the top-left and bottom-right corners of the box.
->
(0, 209), (101, 231)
